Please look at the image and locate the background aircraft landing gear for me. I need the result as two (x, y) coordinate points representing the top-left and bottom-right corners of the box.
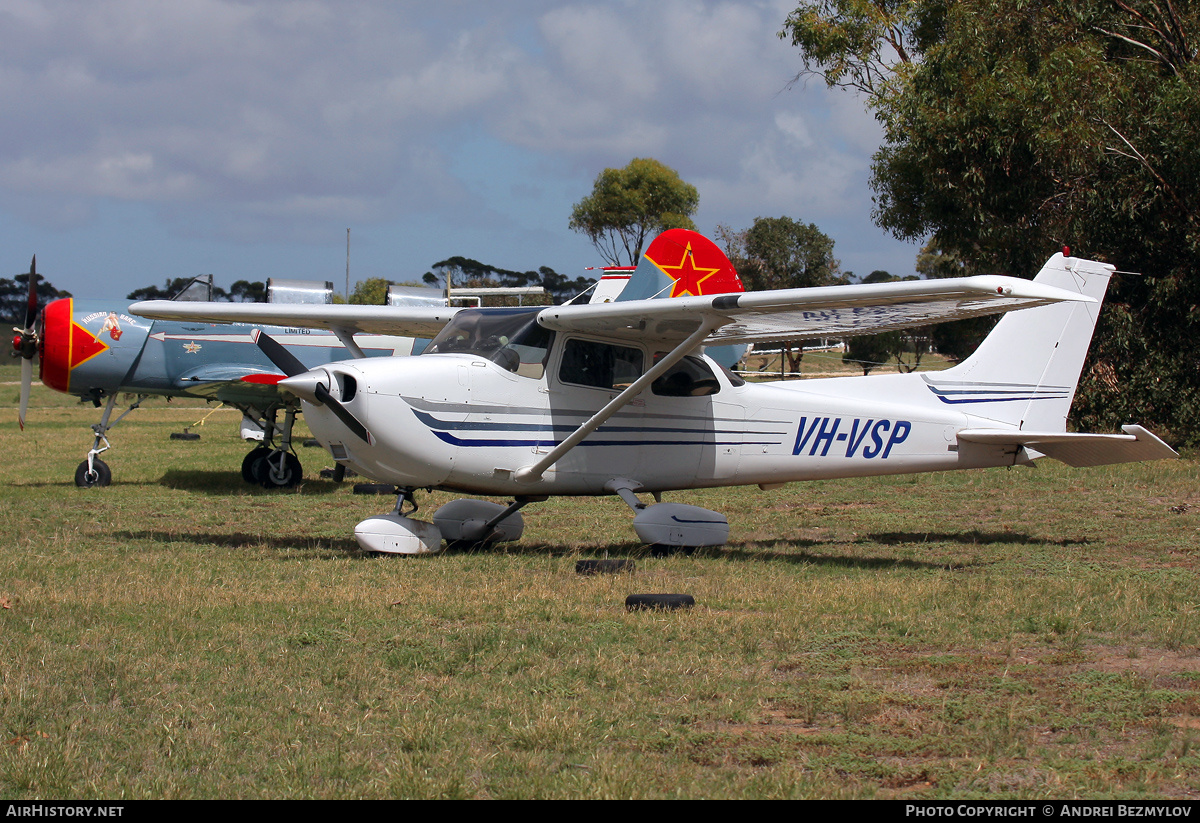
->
(239, 405), (303, 488)
(74, 458), (111, 488)
(72, 393), (144, 487)
(255, 450), (302, 489)
(241, 446), (271, 483)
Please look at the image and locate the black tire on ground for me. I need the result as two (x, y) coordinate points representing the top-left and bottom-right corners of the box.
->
(576, 559), (636, 575)
(241, 447), (270, 484)
(302, 438), (322, 448)
(625, 593), (695, 611)
(74, 459), (112, 488)
(256, 450), (302, 488)
(353, 483), (396, 495)
(169, 431), (201, 441)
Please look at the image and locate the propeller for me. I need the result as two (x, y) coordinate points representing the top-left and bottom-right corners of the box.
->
(12, 256), (39, 430)
(254, 330), (372, 444)
(254, 328), (307, 378)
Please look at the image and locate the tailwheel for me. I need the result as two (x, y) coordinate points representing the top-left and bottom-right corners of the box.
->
(74, 458), (112, 488)
(255, 450), (302, 489)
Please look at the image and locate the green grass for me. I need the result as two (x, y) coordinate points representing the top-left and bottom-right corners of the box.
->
(1, 378), (1198, 798)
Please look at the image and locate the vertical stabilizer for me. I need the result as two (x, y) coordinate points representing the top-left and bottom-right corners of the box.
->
(617, 229), (747, 368)
(587, 267), (635, 304)
(925, 254), (1113, 431)
(616, 229), (744, 302)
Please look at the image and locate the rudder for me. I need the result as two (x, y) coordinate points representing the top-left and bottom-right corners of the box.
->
(924, 253), (1113, 432)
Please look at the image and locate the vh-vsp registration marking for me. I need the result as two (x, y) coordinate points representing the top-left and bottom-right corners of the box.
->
(792, 416), (912, 459)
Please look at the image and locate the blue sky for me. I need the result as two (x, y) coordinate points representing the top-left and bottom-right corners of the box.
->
(0, 0), (923, 299)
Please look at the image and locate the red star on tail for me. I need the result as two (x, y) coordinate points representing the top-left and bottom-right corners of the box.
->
(650, 242), (722, 298)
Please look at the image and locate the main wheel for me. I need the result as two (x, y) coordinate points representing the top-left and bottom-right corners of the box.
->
(256, 450), (302, 488)
(241, 446), (270, 484)
(74, 459), (112, 488)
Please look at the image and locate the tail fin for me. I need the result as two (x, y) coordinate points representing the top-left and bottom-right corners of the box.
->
(924, 253), (1113, 431)
(587, 267), (635, 304)
(616, 229), (745, 302)
(614, 229), (747, 369)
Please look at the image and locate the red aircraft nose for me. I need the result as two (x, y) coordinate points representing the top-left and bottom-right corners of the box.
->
(39, 298), (111, 394)
(40, 297), (73, 392)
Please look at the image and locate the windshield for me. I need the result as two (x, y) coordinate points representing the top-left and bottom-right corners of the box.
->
(425, 307), (554, 378)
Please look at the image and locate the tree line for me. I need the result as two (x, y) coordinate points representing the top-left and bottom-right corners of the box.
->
(0, 270), (68, 327)
(781, 0), (1200, 444)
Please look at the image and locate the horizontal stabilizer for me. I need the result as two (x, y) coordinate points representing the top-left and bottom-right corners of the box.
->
(957, 425), (1177, 467)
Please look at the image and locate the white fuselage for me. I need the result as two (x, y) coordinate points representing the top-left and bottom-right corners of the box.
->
(304, 348), (1022, 497)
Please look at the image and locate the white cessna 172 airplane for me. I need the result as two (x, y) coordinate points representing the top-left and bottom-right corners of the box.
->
(133, 229), (1176, 554)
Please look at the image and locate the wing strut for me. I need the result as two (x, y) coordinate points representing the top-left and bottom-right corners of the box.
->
(513, 317), (722, 483)
(331, 327), (367, 359)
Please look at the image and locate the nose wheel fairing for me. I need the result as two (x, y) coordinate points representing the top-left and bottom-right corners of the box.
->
(353, 492), (531, 555)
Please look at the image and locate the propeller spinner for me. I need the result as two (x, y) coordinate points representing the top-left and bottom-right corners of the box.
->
(254, 330), (372, 444)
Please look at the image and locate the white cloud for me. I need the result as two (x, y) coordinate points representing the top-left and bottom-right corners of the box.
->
(1, 1), (820, 211)
(0, 0), (918, 289)
(774, 111), (816, 149)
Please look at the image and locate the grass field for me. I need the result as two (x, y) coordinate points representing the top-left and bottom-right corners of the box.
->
(2, 370), (1198, 799)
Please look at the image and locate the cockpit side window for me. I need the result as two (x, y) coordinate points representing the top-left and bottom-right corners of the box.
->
(559, 338), (644, 391)
(425, 308), (553, 378)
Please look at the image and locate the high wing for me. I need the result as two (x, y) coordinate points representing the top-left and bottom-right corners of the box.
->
(536, 275), (1093, 345)
(129, 301), (460, 338)
(134, 276), (1088, 347)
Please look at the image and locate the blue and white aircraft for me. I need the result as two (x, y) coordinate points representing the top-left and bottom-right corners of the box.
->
(132, 230), (1176, 553)
(13, 269), (441, 488)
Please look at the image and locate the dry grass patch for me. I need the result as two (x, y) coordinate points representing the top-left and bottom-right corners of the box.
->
(0, 400), (1198, 797)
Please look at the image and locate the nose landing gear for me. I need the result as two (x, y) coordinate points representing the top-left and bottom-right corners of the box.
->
(73, 393), (146, 488)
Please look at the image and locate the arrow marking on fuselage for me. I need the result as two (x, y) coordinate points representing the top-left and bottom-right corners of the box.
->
(148, 331), (400, 351)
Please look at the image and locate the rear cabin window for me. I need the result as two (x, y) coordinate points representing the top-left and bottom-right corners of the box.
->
(559, 339), (643, 391)
(650, 354), (721, 397)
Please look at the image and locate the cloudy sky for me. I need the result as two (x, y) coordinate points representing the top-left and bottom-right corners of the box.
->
(0, 0), (923, 299)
